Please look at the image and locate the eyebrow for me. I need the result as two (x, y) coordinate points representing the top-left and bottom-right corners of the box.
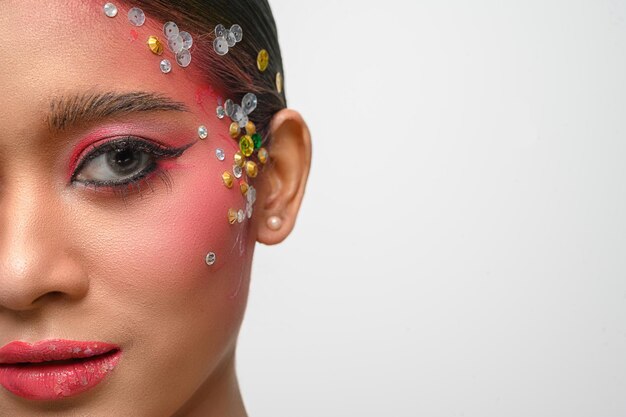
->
(47, 91), (190, 132)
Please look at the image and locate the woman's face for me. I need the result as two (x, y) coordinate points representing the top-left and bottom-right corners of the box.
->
(0, 1), (255, 415)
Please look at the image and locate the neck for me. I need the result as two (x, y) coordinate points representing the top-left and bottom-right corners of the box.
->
(171, 348), (248, 417)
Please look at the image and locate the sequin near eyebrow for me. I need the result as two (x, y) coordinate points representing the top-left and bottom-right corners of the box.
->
(47, 91), (189, 132)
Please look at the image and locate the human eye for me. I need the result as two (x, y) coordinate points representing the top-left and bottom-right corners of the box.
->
(70, 136), (193, 200)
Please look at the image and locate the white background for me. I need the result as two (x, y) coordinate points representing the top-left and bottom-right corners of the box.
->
(238, 1), (626, 416)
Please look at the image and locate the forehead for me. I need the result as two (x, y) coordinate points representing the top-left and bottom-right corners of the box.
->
(0, 0), (205, 116)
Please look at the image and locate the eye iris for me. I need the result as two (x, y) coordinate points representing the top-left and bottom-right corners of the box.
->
(106, 148), (143, 175)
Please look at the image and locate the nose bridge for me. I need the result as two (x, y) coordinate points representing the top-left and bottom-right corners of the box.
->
(0, 172), (88, 311)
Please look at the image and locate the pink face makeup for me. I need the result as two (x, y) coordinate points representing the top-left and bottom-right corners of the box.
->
(0, 1), (257, 414)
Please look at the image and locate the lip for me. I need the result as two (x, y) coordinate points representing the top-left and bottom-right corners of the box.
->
(0, 339), (122, 401)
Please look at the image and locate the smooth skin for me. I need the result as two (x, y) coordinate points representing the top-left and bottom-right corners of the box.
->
(0, 1), (311, 416)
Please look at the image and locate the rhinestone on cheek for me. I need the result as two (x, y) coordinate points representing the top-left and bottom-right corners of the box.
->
(224, 100), (235, 118)
(233, 165), (243, 179)
(160, 59), (172, 74)
(103, 3), (118, 17)
(128, 7), (146, 26)
(234, 151), (245, 168)
(198, 125), (209, 140)
(227, 208), (238, 225)
(232, 104), (244, 122)
(237, 209), (245, 223)
(205, 252), (217, 266)
(257, 148), (269, 164)
(216, 106), (226, 119)
(222, 172), (234, 188)
(247, 186), (257, 205)
(245, 161), (259, 178)
(252, 133), (262, 150)
(148, 36), (164, 55)
(240, 181), (249, 196)
(239, 135), (254, 157)
(257, 49), (269, 72)
(216, 148), (226, 161)
(176, 49), (192, 67)
(238, 115), (249, 129)
(245, 121), (256, 135)
(229, 122), (241, 139)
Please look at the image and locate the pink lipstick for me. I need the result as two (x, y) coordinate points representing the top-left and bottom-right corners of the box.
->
(0, 339), (122, 401)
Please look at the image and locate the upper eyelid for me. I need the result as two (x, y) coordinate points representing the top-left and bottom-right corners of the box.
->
(71, 137), (194, 181)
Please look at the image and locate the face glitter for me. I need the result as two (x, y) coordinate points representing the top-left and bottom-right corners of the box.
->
(103, 3), (118, 17)
(222, 172), (234, 189)
(245, 161), (258, 178)
(227, 208), (238, 225)
(160, 59), (172, 73)
(128, 7), (146, 26)
(163, 22), (180, 39)
(240, 181), (249, 196)
(148, 36), (164, 55)
(233, 165), (243, 179)
(168, 35), (185, 54)
(175, 49), (192, 67)
(257, 148), (269, 164)
(205, 252), (217, 266)
(198, 125), (209, 140)
(216, 148), (226, 161)
(234, 152), (245, 168)
(229, 122), (240, 139)
(239, 135), (254, 157)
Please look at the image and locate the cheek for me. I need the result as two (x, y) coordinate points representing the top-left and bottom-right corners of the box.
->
(71, 129), (252, 322)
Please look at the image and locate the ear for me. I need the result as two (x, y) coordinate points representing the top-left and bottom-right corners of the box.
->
(254, 108), (312, 245)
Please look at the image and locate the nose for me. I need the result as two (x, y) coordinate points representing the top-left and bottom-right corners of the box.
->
(0, 178), (89, 312)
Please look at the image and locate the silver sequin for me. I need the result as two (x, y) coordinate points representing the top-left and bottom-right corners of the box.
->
(127, 7), (145, 26)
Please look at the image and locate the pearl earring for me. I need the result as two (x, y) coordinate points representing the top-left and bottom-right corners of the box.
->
(267, 216), (283, 231)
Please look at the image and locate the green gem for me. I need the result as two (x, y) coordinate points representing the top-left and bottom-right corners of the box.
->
(252, 133), (262, 150)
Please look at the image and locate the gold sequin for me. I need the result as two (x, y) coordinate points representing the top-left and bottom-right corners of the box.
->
(257, 49), (269, 72)
(245, 121), (256, 136)
(147, 36), (164, 55)
(245, 161), (258, 178)
(276, 72), (283, 94)
(229, 122), (240, 139)
(222, 171), (234, 188)
(258, 148), (269, 165)
(234, 151), (245, 168)
(227, 208), (238, 225)
(240, 181), (249, 196)
(239, 135), (254, 157)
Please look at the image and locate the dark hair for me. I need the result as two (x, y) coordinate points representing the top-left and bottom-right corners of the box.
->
(124, 0), (286, 145)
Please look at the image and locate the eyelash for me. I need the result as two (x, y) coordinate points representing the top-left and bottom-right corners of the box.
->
(71, 137), (193, 201)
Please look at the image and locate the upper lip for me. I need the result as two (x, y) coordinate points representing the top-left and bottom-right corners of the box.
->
(0, 339), (120, 364)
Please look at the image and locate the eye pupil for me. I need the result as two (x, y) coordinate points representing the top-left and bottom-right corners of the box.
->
(107, 149), (142, 175)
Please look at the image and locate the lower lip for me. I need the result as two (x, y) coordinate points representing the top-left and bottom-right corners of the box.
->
(0, 350), (122, 401)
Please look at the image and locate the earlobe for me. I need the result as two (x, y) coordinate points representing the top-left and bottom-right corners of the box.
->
(255, 109), (312, 245)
